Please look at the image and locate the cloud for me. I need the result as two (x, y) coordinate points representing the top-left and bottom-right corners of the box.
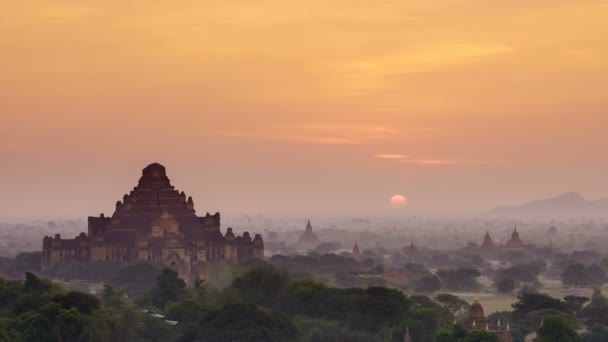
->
(325, 43), (516, 94)
(398, 159), (487, 165)
(220, 130), (359, 145)
(374, 154), (407, 159)
(219, 123), (400, 145)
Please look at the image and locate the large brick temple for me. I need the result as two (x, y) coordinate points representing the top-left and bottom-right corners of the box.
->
(42, 163), (264, 282)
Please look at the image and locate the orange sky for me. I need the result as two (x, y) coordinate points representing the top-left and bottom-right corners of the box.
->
(1, 1), (607, 218)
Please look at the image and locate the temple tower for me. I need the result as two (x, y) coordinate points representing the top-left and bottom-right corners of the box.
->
(481, 231), (495, 249)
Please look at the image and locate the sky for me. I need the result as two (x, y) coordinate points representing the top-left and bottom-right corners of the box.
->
(1, 0), (607, 219)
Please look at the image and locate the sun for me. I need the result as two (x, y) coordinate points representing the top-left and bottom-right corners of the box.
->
(390, 194), (407, 208)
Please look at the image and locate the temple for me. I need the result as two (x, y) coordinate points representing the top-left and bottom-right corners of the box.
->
(298, 219), (319, 246)
(479, 226), (526, 251)
(42, 163), (264, 282)
(403, 242), (419, 262)
(481, 231), (495, 249)
(464, 294), (513, 342)
(503, 225), (525, 249)
(352, 242), (361, 258)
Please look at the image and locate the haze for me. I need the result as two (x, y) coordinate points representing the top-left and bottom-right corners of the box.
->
(1, 1), (607, 219)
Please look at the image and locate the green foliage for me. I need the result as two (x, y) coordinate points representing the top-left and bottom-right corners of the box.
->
(495, 264), (541, 283)
(280, 281), (411, 332)
(109, 261), (164, 299)
(496, 277), (517, 294)
(582, 325), (608, 342)
(375, 321), (392, 342)
(433, 324), (499, 342)
(563, 295), (590, 313)
(191, 277), (207, 303)
(585, 264), (607, 285)
(293, 317), (371, 342)
(403, 263), (432, 277)
(562, 263), (592, 287)
(510, 292), (575, 336)
(146, 268), (189, 309)
(436, 269), (481, 291)
(433, 324), (468, 342)
(435, 293), (469, 324)
(194, 304), (296, 342)
(23, 272), (59, 294)
(3, 252), (42, 277)
(164, 299), (213, 325)
(54, 291), (101, 315)
(100, 284), (128, 308)
(44, 260), (123, 282)
(14, 302), (85, 342)
(581, 289), (608, 328)
(217, 287), (245, 306)
(269, 253), (360, 278)
(0, 277), (22, 307)
(414, 275), (442, 293)
(465, 330), (499, 342)
(232, 263), (290, 309)
(511, 292), (571, 320)
(537, 316), (581, 342)
(85, 306), (177, 342)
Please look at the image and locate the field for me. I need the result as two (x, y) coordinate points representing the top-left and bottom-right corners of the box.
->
(450, 276), (608, 314)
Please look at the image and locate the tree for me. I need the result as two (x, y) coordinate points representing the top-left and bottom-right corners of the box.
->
(465, 330), (499, 342)
(537, 316), (581, 342)
(495, 264), (540, 283)
(586, 264), (608, 285)
(581, 289), (608, 328)
(16, 302), (85, 342)
(148, 268), (189, 309)
(414, 275), (442, 293)
(374, 322), (391, 342)
(100, 284), (127, 308)
(232, 264), (290, 308)
(194, 304), (296, 341)
(511, 292), (571, 321)
(165, 299), (211, 325)
(109, 261), (163, 299)
(563, 295), (590, 314)
(562, 263), (592, 287)
(496, 277), (517, 294)
(22, 272), (57, 294)
(582, 325), (608, 342)
(435, 293), (469, 324)
(5, 252), (42, 277)
(192, 277), (207, 303)
(54, 290), (100, 315)
(434, 324), (468, 342)
(436, 268), (482, 291)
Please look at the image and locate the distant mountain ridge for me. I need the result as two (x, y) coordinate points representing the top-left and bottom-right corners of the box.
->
(491, 192), (608, 215)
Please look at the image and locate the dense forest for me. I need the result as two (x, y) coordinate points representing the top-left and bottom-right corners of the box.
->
(1, 255), (607, 341)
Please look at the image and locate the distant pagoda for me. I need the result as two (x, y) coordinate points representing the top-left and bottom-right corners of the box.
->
(352, 242), (361, 258)
(298, 219), (319, 246)
(503, 225), (525, 249)
(481, 231), (495, 249)
(403, 242), (419, 262)
(479, 225), (526, 251)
